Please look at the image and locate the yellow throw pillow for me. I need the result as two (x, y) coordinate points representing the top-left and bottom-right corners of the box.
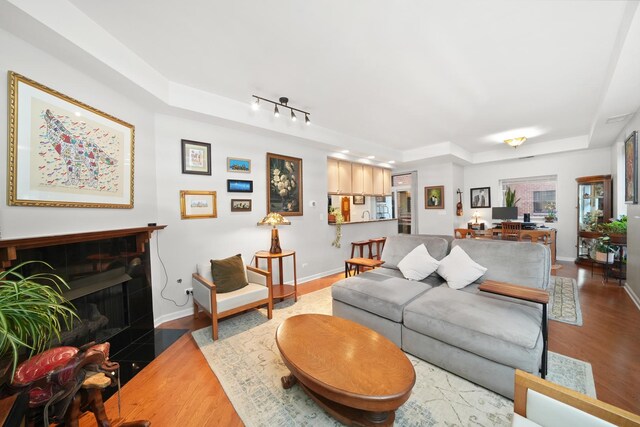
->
(210, 254), (248, 293)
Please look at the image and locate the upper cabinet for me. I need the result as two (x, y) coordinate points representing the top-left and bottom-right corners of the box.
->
(352, 163), (364, 194)
(373, 168), (384, 195)
(327, 158), (352, 194)
(362, 165), (374, 194)
(383, 169), (391, 195)
(327, 157), (391, 195)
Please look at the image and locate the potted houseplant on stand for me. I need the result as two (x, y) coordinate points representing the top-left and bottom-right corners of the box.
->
(330, 207), (345, 248)
(0, 261), (77, 388)
(592, 236), (615, 264)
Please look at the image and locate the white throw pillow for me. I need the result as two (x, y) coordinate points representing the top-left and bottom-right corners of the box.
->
(397, 244), (440, 281)
(437, 245), (487, 289)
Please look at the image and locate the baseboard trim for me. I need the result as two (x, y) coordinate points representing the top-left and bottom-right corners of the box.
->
(154, 307), (193, 327)
(153, 267), (345, 326)
(624, 284), (640, 312)
(556, 256), (575, 262)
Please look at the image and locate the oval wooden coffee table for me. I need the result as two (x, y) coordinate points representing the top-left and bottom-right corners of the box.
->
(276, 314), (415, 426)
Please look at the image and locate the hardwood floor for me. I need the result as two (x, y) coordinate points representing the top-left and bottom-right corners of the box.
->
(80, 265), (640, 426)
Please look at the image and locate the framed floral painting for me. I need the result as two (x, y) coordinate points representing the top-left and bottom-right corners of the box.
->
(267, 153), (303, 216)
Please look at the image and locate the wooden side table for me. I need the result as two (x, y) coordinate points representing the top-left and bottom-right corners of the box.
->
(345, 258), (385, 277)
(255, 250), (298, 302)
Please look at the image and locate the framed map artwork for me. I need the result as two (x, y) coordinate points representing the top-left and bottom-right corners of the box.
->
(8, 71), (134, 208)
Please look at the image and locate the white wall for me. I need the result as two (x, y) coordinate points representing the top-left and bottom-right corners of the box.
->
(0, 27), (158, 237)
(152, 114), (396, 323)
(463, 148), (612, 260)
(615, 113), (640, 305)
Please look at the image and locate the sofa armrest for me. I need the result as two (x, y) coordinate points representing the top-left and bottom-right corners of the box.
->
(246, 265), (271, 288)
(479, 280), (549, 304)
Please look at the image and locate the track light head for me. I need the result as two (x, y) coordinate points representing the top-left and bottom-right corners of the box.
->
(291, 110), (297, 122)
(305, 114), (310, 125)
(251, 98), (260, 111)
(274, 105), (280, 118)
(279, 97), (289, 106)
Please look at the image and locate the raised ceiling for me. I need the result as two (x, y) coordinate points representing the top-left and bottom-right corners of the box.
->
(4, 0), (640, 165)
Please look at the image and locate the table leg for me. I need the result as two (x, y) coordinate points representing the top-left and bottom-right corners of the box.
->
(292, 252), (298, 302)
(278, 257), (284, 285)
(281, 373), (298, 389)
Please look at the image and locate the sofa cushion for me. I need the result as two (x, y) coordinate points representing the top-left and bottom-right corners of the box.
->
(381, 235), (451, 269)
(403, 286), (543, 370)
(332, 271), (433, 322)
(367, 267), (446, 287)
(397, 244), (440, 281)
(437, 245), (487, 289)
(452, 239), (550, 289)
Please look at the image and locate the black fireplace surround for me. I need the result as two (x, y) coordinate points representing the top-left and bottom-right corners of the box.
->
(14, 233), (154, 355)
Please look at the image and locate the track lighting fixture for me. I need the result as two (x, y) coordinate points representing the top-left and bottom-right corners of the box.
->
(251, 95), (310, 125)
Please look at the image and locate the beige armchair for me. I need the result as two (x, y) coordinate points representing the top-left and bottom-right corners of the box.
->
(192, 261), (272, 340)
(513, 369), (640, 426)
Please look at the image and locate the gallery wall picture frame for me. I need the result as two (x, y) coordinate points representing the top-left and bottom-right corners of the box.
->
(230, 199), (252, 212)
(8, 71), (135, 208)
(227, 157), (251, 173)
(470, 187), (492, 208)
(181, 139), (211, 175)
(267, 152), (303, 216)
(227, 179), (253, 193)
(353, 195), (365, 205)
(624, 130), (638, 204)
(180, 190), (217, 219)
(424, 185), (444, 209)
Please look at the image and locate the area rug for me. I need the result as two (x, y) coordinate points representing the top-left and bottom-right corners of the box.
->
(549, 276), (583, 326)
(192, 287), (595, 426)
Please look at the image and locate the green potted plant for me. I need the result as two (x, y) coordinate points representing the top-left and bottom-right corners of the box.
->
(592, 236), (615, 264)
(544, 202), (557, 223)
(0, 261), (77, 384)
(505, 186), (520, 207)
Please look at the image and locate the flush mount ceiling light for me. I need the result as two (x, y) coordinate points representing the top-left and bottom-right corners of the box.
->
(251, 95), (310, 125)
(504, 136), (527, 148)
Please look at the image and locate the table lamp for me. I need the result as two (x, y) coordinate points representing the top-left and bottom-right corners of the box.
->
(257, 212), (291, 254)
(473, 211), (480, 224)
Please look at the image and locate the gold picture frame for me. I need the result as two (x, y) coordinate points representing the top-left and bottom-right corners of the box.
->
(425, 185), (444, 209)
(8, 71), (135, 208)
(180, 190), (217, 219)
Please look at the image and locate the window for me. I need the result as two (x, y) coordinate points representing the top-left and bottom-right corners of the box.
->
(499, 175), (557, 219)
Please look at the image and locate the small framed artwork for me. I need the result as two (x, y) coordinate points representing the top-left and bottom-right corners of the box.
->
(353, 195), (365, 205)
(470, 187), (491, 208)
(180, 190), (217, 219)
(8, 71), (134, 208)
(181, 139), (211, 175)
(227, 179), (253, 193)
(267, 152), (303, 216)
(227, 157), (251, 173)
(624, 130), (638, 204)
(425, 185), (444, 209)
(231, 199), (252, 212)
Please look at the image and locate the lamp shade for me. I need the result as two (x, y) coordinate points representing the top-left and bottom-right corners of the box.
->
(257, 212), (291, 227)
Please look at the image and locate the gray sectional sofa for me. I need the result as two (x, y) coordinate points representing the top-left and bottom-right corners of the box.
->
(331, 234), (550, 398)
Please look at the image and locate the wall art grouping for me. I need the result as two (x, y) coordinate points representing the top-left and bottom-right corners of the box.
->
(8, 71), (135, 208)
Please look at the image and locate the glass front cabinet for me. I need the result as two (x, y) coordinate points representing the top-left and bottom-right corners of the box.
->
(575, 175), (612, 266)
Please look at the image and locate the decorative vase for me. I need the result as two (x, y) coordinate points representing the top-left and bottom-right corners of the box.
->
(328, 214), (336, 224)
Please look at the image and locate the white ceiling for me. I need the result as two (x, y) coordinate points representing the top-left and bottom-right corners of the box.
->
(4, 0), (640, 164)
